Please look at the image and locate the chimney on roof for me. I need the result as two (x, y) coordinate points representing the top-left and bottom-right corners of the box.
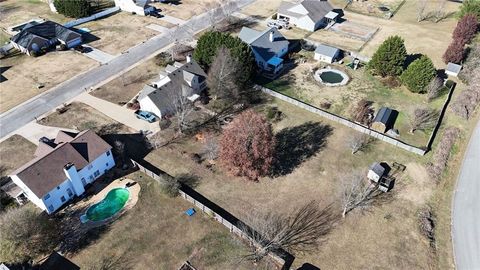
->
(186, 54), (192, 63)
(269, 31), (274, 42)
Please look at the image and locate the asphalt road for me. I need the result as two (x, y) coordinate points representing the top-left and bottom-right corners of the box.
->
(453, 120), (480, 270)
(0, 0), (254, 138)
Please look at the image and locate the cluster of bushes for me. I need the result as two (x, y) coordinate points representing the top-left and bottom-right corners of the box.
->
(53, 0), (92, 18)
(452, 68), (480, 119)
(443, 14), (478, 64)
(154, 52), (174, 67)
(367, 36), (437, 94)
(426, 127), (460, 181)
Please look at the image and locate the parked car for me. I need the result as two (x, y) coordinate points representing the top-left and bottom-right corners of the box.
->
(267, 22), (282, 29)
(135, 110), (157, 123)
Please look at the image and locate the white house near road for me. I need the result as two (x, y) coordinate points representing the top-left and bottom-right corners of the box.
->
(9, 130), (115, 214)
(314, 44), (340, 63)
(138, 57), (207, 118)
(238, 27), (289, 76)
(277, 0), (337, 32)
(114, 0), (154, 15)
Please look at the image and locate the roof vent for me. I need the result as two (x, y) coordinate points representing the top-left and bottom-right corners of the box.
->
(269, 31), (274, 42)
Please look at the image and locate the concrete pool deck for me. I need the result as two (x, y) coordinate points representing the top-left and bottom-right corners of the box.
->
(78, 178), (140, 227)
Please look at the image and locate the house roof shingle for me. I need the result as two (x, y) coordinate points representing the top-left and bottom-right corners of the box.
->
(11, 130), (112, 198)
(11, 21), (81, 48)
(278, 0), (334, 23)
(315, 44), (339, 58)
(238, 27), (289, 62)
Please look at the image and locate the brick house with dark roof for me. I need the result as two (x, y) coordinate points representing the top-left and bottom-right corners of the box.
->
(10, 20), (82, 56)
(9, 130), (114, 214)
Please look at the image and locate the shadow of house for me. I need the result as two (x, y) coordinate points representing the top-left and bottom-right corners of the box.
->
(271, 122), (333, 177)
(38, 251), (80, 270)
(298, 263), (321, 270)
(0, 66), (11, 83)
(404, 53), (423, 69)
(78, 30), (100, 45)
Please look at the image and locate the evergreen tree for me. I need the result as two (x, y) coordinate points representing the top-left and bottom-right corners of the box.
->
(54, 0), (92, 18)
(401, 55), (436, 93)
(367, 35), (407, 77)
(193, 31), (255, 86)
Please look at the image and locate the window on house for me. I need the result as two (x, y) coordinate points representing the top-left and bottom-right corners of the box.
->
(94, 170), (100, 177)
(88, 164), (93, 170)
(89, 175), (94, 181)
(66, 188), (73, 197)
(61, 196), (66, 203)
(81, 178), (87, 186)
(48, 205), (54, 212)
(106, 150), (111, 156)
(56, 186), (60, 190)
(106, 163), (109, 167)
(44, 193), (50, 200)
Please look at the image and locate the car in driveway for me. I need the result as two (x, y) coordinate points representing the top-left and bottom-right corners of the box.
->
(135, 110), (157, 123)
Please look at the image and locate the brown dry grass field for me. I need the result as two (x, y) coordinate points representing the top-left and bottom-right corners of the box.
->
(307, 29), (367, 52)
(358, 0), (461, 66)
(0, 135), (36, 176)
(0, 52), (97, 113)
(70, 172), (254, 269)
(151, 0), (221, 21)
(241, 0), (283, 19)
(331, 0), (405, 18)
(38, 102), (132, 134)
(0, 0), (69, 30)
(80, 12), (171, 55)
(91, 58), (159, 105)
(143, 96), (447, 269)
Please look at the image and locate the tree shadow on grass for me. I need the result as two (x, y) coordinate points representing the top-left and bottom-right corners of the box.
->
(271, 122), (333, 177)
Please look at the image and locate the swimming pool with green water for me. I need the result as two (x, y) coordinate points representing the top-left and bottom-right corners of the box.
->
(86, 188), (130, 222)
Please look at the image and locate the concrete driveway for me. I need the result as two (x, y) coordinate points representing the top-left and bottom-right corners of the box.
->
(80, 45), (116, 63)
(0, 121), (78, 145)
(453, 120), (480, 270)
(74, 92), (159, 133)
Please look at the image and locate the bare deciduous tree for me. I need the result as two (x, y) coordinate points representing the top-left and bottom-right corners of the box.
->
(348, 133), (374, 154)
(452, 69), (480, 119)
(350, 99), (374, 126)
(416, 0), (428, 22)
(427, 76), (444, 102)
(409, 108), (439, 133)
(207, 46), (242, 104)
(339, 171), (388, 218)
(427, 127), (460, 181)
(167, 90), (196, 133)
(241, 201), (336, 262)
(432, 0), (448, 23)
(113, 140), (126, 163)
(203, 133), (219, 161)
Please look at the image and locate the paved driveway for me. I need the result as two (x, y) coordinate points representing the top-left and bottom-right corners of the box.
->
(0, 0), (255, 139)
(80, 45), (116, 63)
(453, 120), (480, 270)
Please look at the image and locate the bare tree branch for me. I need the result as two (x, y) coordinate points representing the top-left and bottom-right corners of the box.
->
(409, 108), (439, 133)
(241, 201), (337, 262)
(348, 133), (374, 154)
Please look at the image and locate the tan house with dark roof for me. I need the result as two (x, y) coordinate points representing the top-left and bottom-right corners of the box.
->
(9, 130), (114, 214)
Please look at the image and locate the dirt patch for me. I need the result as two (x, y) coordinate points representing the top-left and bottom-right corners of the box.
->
(308, 29), (367, 52)
(0, 52), (97, 113)
(91, 58), (159, 105)
(0, 135), (36, 175)
(0, 0), (69, 30)
(401, 163), (433, 206)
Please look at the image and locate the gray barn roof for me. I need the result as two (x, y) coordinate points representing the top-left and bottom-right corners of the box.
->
(370, 162), (386, 177)
(315, 44), (339, 58)
(238, 27), (289, 62)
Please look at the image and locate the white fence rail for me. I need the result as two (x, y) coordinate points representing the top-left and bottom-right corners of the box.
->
(63, 7), (120, 28)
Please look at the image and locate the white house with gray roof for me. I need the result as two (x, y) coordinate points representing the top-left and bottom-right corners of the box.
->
(277, 0), (337, 32)
(138, 57), (207, 119)
(238, 27), (289, 76)
(114, 0), (154, 15)
(314, 44), (340, 63)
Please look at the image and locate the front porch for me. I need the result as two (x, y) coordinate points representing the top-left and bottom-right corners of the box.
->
(262, 56), (285, 79)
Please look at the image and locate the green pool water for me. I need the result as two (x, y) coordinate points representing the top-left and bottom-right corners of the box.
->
(86, 188), (130, 222)
(319, 71), (344, 83)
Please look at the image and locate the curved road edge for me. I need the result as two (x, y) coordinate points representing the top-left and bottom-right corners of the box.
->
(452, 119), (480, 270)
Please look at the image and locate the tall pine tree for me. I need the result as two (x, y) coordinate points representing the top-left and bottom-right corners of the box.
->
(401, 55), (436, 93)
(367, 35), (407, 77)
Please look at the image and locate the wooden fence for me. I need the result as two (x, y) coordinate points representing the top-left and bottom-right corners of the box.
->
(63, 7), (120, 28)
(131, 158), (295, 269)
(257, 85), (428, 155)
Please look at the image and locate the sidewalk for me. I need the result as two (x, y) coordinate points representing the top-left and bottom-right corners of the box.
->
(74, 92), (160, 133)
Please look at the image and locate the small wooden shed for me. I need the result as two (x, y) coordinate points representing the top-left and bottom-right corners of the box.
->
(371, 107), (397, 133)
(367, 162), (386, 183)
